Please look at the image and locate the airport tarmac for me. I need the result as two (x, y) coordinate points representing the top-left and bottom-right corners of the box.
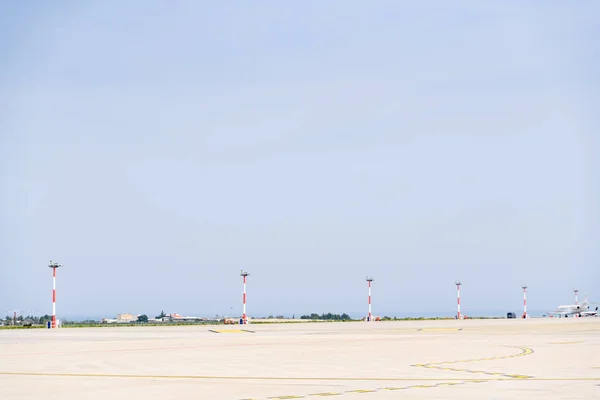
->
(1, 318), (599, 399)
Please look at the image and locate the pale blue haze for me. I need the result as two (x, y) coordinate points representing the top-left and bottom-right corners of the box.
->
(1, 1), (598, 320)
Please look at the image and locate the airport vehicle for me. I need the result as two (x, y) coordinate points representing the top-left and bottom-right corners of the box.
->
(507, 312), (516, 319)
(548, 298), (597, 318)
(22, 319), (35, 327)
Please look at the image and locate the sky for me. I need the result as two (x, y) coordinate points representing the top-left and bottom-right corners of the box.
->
(1, 1), (599, 320)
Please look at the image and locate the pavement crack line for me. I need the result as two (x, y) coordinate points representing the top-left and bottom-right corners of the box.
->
(411, 345), (535, 380)
(238, 346), (536, 399)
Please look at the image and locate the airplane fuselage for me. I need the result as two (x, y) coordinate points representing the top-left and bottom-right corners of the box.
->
(551, 303), (590, 316)
(557, 304), (586, 310)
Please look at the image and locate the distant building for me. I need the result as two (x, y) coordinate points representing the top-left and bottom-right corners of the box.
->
(165, 313), (205, 322)
(116, 313), (138, 323)
(102, 313), (139, 323)
(101, 313), (206, 324)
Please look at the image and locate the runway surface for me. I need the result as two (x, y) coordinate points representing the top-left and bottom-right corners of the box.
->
(1, 318), (599, 399)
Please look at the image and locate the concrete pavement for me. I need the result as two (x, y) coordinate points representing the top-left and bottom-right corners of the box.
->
(0, 318), (599, 399)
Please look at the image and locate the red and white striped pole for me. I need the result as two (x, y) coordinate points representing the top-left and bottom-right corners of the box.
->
(455, 281), (462, 319)
(522, 286), (528, 319)
(240, 270), (249, 324)
(574, 289), (579, 305)
(366, 277), (374, 321)
(49, 261), (62, 329)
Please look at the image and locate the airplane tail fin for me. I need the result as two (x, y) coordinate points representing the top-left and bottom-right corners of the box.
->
(581, 298), (590, 307)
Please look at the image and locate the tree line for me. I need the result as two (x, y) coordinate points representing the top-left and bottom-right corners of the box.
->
(3, 315), (53, 325)
(300, 313), (352, 321)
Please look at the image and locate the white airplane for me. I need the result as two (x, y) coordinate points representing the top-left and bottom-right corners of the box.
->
(548, 298), (597, 318)
(580, 306), (598, 317)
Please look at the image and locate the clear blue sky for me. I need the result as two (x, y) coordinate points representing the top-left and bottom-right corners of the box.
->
(1, 1), (598, 320)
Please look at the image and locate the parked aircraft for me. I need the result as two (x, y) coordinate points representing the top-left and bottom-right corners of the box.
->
(580, 306), (598, 317)
(548, 298), (597, 318)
